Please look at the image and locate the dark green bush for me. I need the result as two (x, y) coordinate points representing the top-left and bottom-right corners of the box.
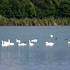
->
(0, 0), (70, 18)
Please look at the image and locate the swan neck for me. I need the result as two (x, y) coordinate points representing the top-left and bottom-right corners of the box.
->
(2, 41), (3, 44)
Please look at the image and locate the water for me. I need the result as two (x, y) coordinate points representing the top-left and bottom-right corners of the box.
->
(0, 26), (70, 70)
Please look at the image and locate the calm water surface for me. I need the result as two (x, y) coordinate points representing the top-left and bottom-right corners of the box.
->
(0, 26), (70, 70)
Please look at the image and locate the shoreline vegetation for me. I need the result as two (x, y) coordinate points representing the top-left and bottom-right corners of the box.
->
(0, 0), (70, 26)
(0, 17), (70, 26)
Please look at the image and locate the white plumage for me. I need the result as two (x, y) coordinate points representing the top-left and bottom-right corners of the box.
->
(31, 39), (38, 43)
(2, 39), (14, 48)
(18, 43), (27, 47)
(67, 41), (70, 47)
(50, 34), (54, 38)
(16, 39), (27, 47)
(29, 40), (35, 47)
(45, 41), (55, 47)
(68, 41), (70, 44)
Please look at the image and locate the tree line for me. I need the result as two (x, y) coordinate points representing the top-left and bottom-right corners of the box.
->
(0, 0), (70, 18)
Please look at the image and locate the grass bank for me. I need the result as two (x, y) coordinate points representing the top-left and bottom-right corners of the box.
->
(0, 17), (70, 26)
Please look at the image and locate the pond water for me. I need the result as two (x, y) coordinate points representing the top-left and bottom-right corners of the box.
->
(0, 26), (70, 70)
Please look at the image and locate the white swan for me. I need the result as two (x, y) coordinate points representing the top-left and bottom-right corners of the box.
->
(31, 39), (38, 43)
(45, 41), (55, 47)
(18, 42), (27, 47)
(2, 40), (9, 47)
(2, 39), (14, 48)
(64, 39), (70, 47)
(16, 39), (27, 47)
(29, 40), (35, 47)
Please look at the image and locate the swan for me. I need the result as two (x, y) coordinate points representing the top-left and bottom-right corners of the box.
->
(29, 40), (35, 47)
(45, 41), (55, 47)
(31, 39), (38, 43)
(64, 39), (70, 47)
(16, 39), (27, 47)
(2, 40), (9, 47)
(2, 39), (14, 48)
(18, 42), (27, 47)
(8, 39), (14, 46)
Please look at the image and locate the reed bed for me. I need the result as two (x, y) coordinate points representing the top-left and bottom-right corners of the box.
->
(0, 17), (70, 26)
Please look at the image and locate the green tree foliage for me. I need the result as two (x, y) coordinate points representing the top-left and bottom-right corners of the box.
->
(59, 0), (70, 17)
(0, 0), (70, 18)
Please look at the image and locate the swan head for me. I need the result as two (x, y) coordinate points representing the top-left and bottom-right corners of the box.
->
(45, 42), (48, 44)
(50, 34), (54, 38)
(16, 39), (20, 42)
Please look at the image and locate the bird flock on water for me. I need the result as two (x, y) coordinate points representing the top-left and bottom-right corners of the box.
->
(1, 34), (70, 48)
(2, 38), (38, 48)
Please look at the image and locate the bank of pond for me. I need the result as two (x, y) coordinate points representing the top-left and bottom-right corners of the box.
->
(0, 18), (70, 26)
